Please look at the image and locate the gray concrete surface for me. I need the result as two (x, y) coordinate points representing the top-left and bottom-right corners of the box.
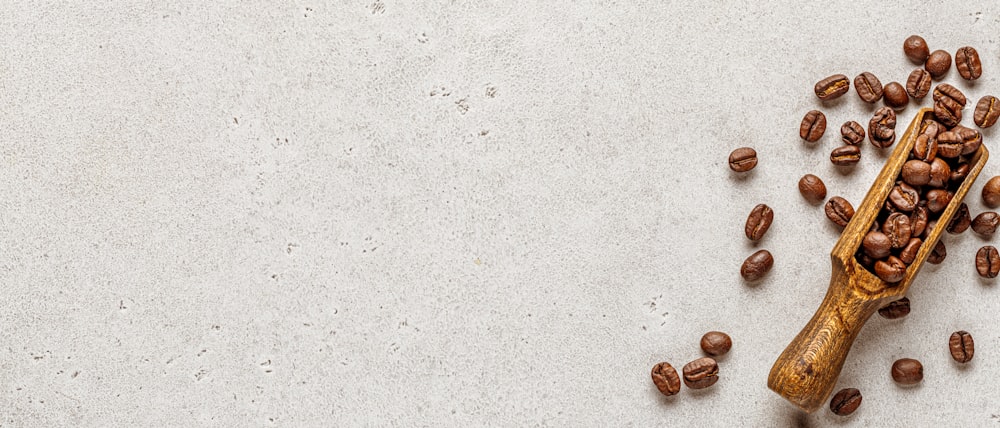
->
(2, 1), (999, 426)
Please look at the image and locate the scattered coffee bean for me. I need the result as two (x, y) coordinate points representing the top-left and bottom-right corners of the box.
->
(925, 188), (951, 213)
(831, 145), (861, 166)
(800, 110), (827, 142)
(825, 197), (854, 227)
(741, 249), (774, 282)
(869, 107), (896, 148)
(903, 35), (930, 64)
(976, 246), (1000, 278)
(905, 69), (932, 100)
(955, 46), (982, 80)
(934, 83), (968, 106)
(745, 204), (773, 242)
(934, 96), (963, 127)
(949, 331), (974, 363)
(651, 362), (681, 396)
(946, 203), (971, 234)
(798, 174), (827, 203)
(974, 95), (1000, 128)
(854, 72), (883, 103)
(911, 135), (937, 162)
(971, 212), (1000, 236)
(883, 82), (908, 109)
(925, 50), (951, 79)
(682, 357), (719, 389)
(891, 358), (924, 385)
(830, 388), (862, 416)
(841, 121), (865, 145)
(875, 255), (906, 283)
(700, 331), (732, 357)
(728, 147), (758, 172)
(863, 231), (893, 259)
(927, 240), (946, 264)
(878, 297), (911, 319)
(983, 176), (1000, 207)
(901, 160), (931, 186)
(815, 74), (850, 101)
(899, 238), (922, 265)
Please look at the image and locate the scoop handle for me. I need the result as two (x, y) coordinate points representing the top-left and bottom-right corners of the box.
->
(767, 267), (881, 413)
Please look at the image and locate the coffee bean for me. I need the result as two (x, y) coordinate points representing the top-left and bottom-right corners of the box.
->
(841, 121), (865, 145)
(878, 297), (911, 319)
(955, 127), (983, 156)
(946, 203), (971, 234)
(728, 147), (758, 172)
(825, 197), (854, 227)
(911, 134), (937, 162)
(745, 203), (773, 241)
(891, 358), (924, 385)
(883, 213), (912, 249)
(925, 50), (952, 79)
(854, 72), (883, 103)
(934, 96), (963, 127)
(682, 357), (719, 389)
(857, 252), (875, 270)
(863, 231), (892, 259)
(976, 246), (1000, 278)
(928, 158), (951, 188)
(904, 35), (930, 64)
(983, 176), (1000, 208)
(899, 237), (922, 265)
(925, 188), (951, 213)
(798, 174), (827, 203)
(910, 206), (929, 237)
(889, 182), (919, 212)
(920, 117), (942, 139)
(923, 218), (939, 239)
(741, 249), (773, 282)
(955, 46), (982, 80)
(830, 388), (862, 416)
(928, 240), (947, 264)
(934, 83), (968, 106)
(700, 331), (732, 357)
(906, 69), (932, 100)
(875, 256), (906, 283)
(800, 110), (827, 142)
(831, 145), (861, 166)
(651, 362), (681, 396)
(901, 160), (931, 186)
(935, 131), (963, 158)
(972, 212), (1000, 236)
(869, 107), (896, 148)
(883, 82), (908, 109)
(951, 161), (971, 185)
(974, 95), (1000, 128)
(949, 331), (974, 363)
(815, 74), (850, 101)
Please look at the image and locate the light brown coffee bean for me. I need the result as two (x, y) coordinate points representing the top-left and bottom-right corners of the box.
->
(906, 69), (932, 99)
(682, 357), (719, 389)
(815, 74), (850, 101)
(891, 358), (923, 385)
(976, 246), (1000, 278)
(911, 134), (937, 162)
(800, 110), (827, 142)
(854, 72), (883, 103)
(651, 362), (681, 396)
(955, 46), (982, 80)
(745, 204), (773, 242)
(949, 331), (974, 363)
(875, 256), (906, 283)
(728, 147), (758, 172)
(831, 145), (861, 166)
(901, 160), (931, 186)
(974, 95), (1000, 128)
(700, 331), (732, 357)
(798, 174), (827, 203)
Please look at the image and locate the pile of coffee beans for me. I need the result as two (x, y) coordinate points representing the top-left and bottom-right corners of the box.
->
(651, 331), (731, 397)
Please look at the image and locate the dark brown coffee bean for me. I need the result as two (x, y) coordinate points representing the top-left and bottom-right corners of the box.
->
(825, 197), (854, 227)
(891, 358), (923, 385)
(857, 252), (875, 270)
(700, 331), (732, 357)
(682, 357), (719, 389)
(922, 218), (939, 239)
(946, 203), (971, 234)
(901, 160), (931, 186)
(955, 46), (982, 80)
(875, 256), (906, 283)
(889, 182), (919, 212)
(904, 35), (930, 64)
(976, 246), (1000, 278)
(920, 118), (941, 139)
(899, 238), (922, 265)
(983, 176), (1000, 207)
(854, 72), (883, 103)
(949, 331), (974, 363)
(869, 107), (896, 148)
(951, 162), (971, 185)
(878, 297), (911, 319)
(928, 240), (946, 264)
(906, 69), (932, 100)
(883, 82), (908, 109)
(974, 95), (1000, 128)
(925, 188), (951, 213)
(798, 174), (827, 203)
(954, 126), (982, 156)
(911, 134), (937, 162)
(883, 213), (912, 249)
(651, 362), (681, 396)
(741, 249), (773, 282)
(934, 83), (968, 106)
(831, 145), (861, 166)
(935, 131), (963, 158)
(830, 388), (862, 416)
(800, 110), (826, 142)
(934, 97), (963, 127)
(910, 206), (929, 238)
(971, 212), (1000, 236)
(863, 231), (892, 259)
(925, 50), (952, 79)
(745, 204), (773, 241)
(815, 74), (850, 101)
(928, 158), (951, 188)
(841, 121), (865, 145)
(728, 147), (757, 172)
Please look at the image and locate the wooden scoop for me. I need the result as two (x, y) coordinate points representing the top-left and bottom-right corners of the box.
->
(767, 107), (989, 412)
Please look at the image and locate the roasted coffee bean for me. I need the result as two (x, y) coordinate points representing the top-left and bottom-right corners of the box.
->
(928, 158), (951, 188)
(935, 131), (963, 158)
(831, 145), (861, 166)
(745, 204), (773, 241)
(728, 147), (758, 172)
(955, 46), (982, 80)
(889, 182), (919, 212)
(976, 246), (1000, 278)
(983, 176), (1000, 207)
(901, 160), (931, 186)
(879, 297), (911, 319)
(875, 256), (907, 283)
(651, 362), (681, 396)
(840, 121), (865, 146)
(906, 69), (932, 99)
(934, 96), (963, 127)
(949, 331), (974, 363)
(925, 189), (951, 213)
(857, 252), (875, 270)
(899, 237), (922, 265)
(869, 107), (896, 148)
(920, 118), (941, 139)
(928, 240), (946, 264)
(910, 206), (929, 237)
(825, 197), (854, 227)
(956, 127), (982, 156)
(800, 110), (827, 142)
(891, 358), (924, 385)
(830, 388), (862, 416)
(682, 357), (719, 389)
(815, 74), (850, 101)
(923, 219), (939, 239)
(700, 331), (732, 357)
(925, 50), (952, 79)
(883, 82), (908, 109)
(934, 83), (968, 106)
(883, 213), (912, 249)
(904, 35), (930, 64)
(863, 231), (892, 259)
(911, 134), (937, 162)
(974, 95), (1000, 128)
(946, 203), (971, 234)
(741, 249), (773, 281)
(951, 162), (971, 185)
(798, 174), (827, 203)
(971, 212), (1000, 236)
(854, 72), (883, 103)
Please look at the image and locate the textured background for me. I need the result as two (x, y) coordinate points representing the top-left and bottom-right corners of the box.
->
(2, 1), (1000, 426)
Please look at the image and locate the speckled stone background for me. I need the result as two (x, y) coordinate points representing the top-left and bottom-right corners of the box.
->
(2, 1), (1000, 426)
